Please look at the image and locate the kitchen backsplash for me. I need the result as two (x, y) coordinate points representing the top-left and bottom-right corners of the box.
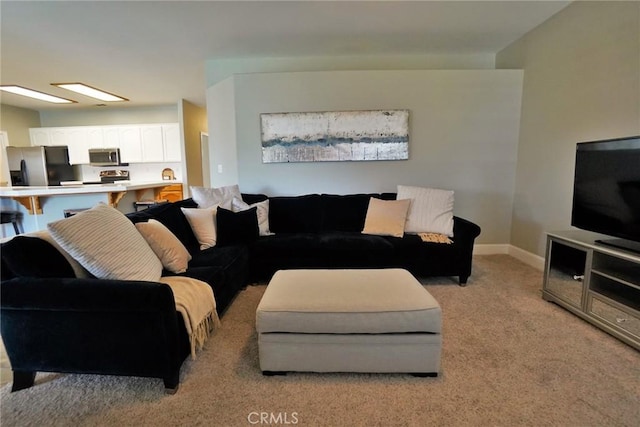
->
(78, 162), (182, 183)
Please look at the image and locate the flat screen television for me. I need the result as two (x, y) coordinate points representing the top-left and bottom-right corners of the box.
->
(571, 135), (640, 254)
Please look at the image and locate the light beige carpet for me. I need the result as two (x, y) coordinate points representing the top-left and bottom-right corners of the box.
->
(1, 255), (639, 426)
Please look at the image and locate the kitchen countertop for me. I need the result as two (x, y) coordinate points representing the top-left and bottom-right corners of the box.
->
(0, 181), (181, 197)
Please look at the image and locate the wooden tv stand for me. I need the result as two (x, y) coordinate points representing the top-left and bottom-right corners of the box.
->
(542, 230), (640, 351)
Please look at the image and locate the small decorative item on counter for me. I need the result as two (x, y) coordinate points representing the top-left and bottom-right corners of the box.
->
(162, 168), (175, 180)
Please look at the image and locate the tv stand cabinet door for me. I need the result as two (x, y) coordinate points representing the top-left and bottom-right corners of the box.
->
(542, 235), (590, 312)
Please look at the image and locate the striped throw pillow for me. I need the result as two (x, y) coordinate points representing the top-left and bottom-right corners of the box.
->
(48, 203), (162, 282)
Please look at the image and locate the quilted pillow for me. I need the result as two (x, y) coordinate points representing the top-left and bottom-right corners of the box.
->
(362, 198), (411, 238)
(135, 219), (192, 273)
(47, 203), (162, 281)
(397, 185), (455, 237)
(190, 185), (241, 209)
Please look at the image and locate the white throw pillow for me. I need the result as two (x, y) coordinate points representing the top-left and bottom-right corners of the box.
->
(181, 206), (218, 250)
(362, 198), (411, 238)
(397, 185), (455, 237)
(231, 197), (271, 236)
(47, 203), (163, 282)
(136, 219), (192, 273)
(190, 185), (241, 209)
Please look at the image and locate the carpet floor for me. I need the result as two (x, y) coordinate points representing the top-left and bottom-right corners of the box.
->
(1, 255), (639, 426)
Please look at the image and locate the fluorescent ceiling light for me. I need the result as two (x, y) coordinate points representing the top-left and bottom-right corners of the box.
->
(0, 85), (75, 104)
(52, 83), (128, 102)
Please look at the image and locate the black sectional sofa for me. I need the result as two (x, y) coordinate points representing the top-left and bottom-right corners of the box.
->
(243, 193), (481, 285)
(0, 192), (480, 392)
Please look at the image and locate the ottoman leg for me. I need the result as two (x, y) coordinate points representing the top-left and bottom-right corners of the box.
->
(411, 372), (438, 378)
(262, 371), (287, 376)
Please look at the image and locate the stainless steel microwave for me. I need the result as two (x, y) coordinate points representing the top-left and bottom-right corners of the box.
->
(89, 148), (121, 166)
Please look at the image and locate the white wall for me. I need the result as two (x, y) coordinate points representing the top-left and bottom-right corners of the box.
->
(39, 105), (178, 127)
(206, 77), (239, 187)
(0, 104), (41, 146)
(496, 1), (640, 256)
(206, 54), (496, 87)
(207, 69), (523, 244)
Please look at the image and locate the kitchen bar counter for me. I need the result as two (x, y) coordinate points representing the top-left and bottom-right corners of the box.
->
(0, 181), (177, 197)
(0, 181), (182, 215)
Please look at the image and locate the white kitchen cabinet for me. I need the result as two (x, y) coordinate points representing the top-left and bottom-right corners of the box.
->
(48, 128), (69, 147)
(163, 124), (182, 162)
(29, 123), (181, 164)
(118, 126), (143, 163)
(39, 127), (89, 165)
(102, 127), (120, 150)
(67, 128), (91, 164)
(140, 125), (164, 162)
(29, 128), (51, 146)
(86, 127), (105, 149)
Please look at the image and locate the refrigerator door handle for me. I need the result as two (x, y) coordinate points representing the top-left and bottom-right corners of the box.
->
(20, 159), (29, 186)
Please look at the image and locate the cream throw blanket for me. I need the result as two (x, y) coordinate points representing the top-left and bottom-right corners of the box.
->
(418, 232), (453, 244)
(159, 276), (220, 359)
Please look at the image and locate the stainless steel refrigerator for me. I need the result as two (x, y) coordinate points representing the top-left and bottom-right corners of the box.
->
(6, 146), (76, 186)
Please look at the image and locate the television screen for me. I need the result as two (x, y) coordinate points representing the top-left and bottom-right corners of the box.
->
(571, 136), (640, 252)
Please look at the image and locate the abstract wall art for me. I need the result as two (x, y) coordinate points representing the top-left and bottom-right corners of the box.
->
(261, 109), (409, 163)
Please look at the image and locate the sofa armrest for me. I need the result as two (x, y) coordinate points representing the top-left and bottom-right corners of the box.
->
(452, 216), (482, 244)
(0, 277), (186, 391)
(1, 277), (175, 312)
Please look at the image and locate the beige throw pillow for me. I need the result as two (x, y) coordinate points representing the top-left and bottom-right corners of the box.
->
(181, 206), (218, 250)
(362, 198), (411, 238)
(190, 185), (241, 209)
(47, 203), (163, 282)
(397, 185), (455, 237)
(136, 219), (192, 273)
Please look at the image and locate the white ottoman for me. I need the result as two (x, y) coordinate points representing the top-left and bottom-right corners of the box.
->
(256, 269), (442, 376)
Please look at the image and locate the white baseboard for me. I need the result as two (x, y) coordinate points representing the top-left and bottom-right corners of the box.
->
(473, 244), (509, 255)
(508, 245), (545, 270)
(474, 244), (545, 271)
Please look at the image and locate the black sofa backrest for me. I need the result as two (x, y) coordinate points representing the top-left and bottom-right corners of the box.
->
(242, 192), (397, 234)
(319, 193), (396, 232)
(269, 194), (324, 233)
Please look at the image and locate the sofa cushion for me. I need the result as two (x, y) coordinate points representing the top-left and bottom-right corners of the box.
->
(397, 185), (455, 237)
(178, 244), (249, 315)
(216, 206), (259, 246)
(269, 194), (323, 233)
(135, 219), (192, 273)
(250, 233), (324, 257)
(362, 198), (411, 238)
(320, 194), (374, 232)
(318, 232), (397, 268)
(126, 199), (200, 254)
(189, 244), (250, 269)
(1, 236), (75, 279)
(48, 203), (163, 282)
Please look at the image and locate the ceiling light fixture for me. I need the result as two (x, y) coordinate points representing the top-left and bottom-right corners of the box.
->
(0, 85), (76, 104)
(52, 83), (128, 102)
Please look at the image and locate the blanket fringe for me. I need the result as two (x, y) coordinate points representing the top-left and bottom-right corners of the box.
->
(189, 310), (221, 359)
(418, 232), (453, 244)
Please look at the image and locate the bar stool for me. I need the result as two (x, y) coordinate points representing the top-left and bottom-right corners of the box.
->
(134, 200), (168, 212)
(0, 211), (21, 235)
